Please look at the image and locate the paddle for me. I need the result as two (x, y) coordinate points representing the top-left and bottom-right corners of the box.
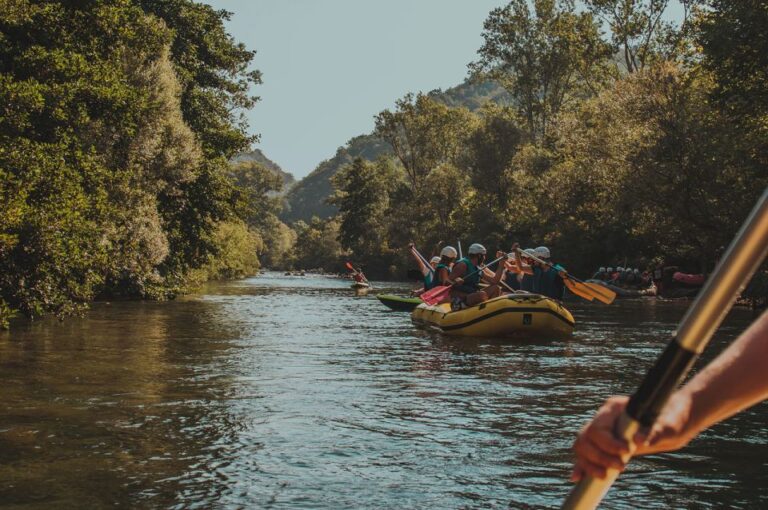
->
(420, 252), (509, 305)
(409, 244), (435, 276)
(518, 250), (616, 305)
(562, 188), (768, 509)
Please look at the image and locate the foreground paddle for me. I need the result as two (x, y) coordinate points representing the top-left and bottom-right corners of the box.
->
(519, 251), (616, 304)
(562, 188), (768, 509)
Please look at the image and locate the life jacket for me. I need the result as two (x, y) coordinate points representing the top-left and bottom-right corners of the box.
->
(534, 265), (565, 299)
(425, 263), (449, 290)
(504, 271), (522, 290)
(520, 273), (534, 292)
(453, 257), (480, 291)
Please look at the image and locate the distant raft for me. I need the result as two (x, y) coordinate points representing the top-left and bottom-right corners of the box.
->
(376, 294), (422, 312)
(411, 293), (575, 337)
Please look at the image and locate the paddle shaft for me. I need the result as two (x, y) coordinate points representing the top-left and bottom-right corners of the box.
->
(411, 245), (436, 276)
(451, 253), (509, 287)
(562, 187), (768, 509)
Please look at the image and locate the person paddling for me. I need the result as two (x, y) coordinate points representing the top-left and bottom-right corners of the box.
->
(449, 243), (506, 308)
(570, 309), (768, 483)
(431, 246), (456, 289)
(409, 244), (456, 295)
(531, 246), (566, 300)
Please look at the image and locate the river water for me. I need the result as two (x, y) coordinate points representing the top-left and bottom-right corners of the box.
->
(1, 273), (766, 509)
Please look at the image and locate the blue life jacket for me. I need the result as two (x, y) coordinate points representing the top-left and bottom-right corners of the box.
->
(453, 257), (480, 291)
(537, 265), (565, 299)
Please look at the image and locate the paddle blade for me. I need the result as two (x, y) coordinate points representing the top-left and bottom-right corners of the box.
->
(345, 261), (355, 272)
(572, 280), (616, 304)
(420, 285), (450, 305)
(564, 278), (594, 302)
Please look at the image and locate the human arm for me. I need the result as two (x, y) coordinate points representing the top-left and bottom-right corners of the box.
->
(571, 310), (768, 481)
(449, 261), (467, 285)
(408, 243), (430, 277)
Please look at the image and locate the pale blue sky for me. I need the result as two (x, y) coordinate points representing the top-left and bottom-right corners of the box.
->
(205, 1), (686, 179)
(206, 0), (505, 178)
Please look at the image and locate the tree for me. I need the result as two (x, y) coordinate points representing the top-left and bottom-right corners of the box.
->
(471, 0), (614, 140)
(330, 157), (401, 259)
(374, 93), (477, 193)
(585, 0), (700, 73)
(697, 1), (768, 149)
(462, 104), (525, 210)
(0, 0), (264, 327)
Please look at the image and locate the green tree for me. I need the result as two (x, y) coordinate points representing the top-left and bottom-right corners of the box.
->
(471, 0), (614, 140)
(373, 93), (477, 193)
(330, 157), (402, 264)
(0, 0), (264, 327)
(585, 0), (700, 73)
(292, 217), (345, 272)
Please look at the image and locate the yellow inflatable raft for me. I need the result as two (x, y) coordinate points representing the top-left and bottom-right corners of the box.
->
(411, 293), (575, 337)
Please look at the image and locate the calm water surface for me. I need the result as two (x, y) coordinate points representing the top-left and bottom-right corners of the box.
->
(1, 273), (766, 509)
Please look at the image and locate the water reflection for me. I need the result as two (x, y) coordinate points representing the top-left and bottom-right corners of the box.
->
(0, 273), (766, 508)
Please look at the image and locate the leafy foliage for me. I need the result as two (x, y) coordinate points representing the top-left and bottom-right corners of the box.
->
(0, 0), (265, 328)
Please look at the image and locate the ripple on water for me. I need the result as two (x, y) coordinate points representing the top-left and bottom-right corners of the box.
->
(0, 273), (766, 508)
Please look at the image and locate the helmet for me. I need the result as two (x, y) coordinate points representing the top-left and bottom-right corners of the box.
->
(617, 266), (624, 271)
(535, 246), (550, 259)
(599, 267), (606, 272)
(468, 243), (486, 255)
(523, 248), (536, 256)
(430, 256), (441, 264)
(634, 268), (640, 274)
(440, 246), (458, 258)
(607, 267), (613, 272)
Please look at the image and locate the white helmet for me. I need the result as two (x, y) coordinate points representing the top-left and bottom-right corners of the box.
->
(523, 248), (536, 256)
(430, 256), (441, 264)
(599, 267), (606, 272)
(440, 246), (458, 258)
(535, 246), (550, 259)
(468, 243), (486, 255)
(617, 266), (624, 271)
(607, 267), (614, 272)
(634, 268), (640, 274)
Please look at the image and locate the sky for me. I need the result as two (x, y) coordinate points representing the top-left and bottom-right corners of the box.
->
(205, 1), (687, 180)
(205, 0), (506, 179)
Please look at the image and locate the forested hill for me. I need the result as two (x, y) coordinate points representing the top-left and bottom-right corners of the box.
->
(233, 149), (295, 190)
(281, 80), (509, 223)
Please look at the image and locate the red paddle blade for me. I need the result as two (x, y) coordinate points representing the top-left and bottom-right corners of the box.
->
(420, 285), (450, 305)
(345, 262), (355, 271)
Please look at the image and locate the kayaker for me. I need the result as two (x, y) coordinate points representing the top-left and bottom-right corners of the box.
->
(570, 309), (768, 482)
(449, 243), (506, 308)
(532, 246), (566, 300)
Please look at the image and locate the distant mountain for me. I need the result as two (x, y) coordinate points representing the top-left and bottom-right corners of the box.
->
(233, 149), (296, 191)
(281, 80), (509, 223)
(281, 134), (392, 223)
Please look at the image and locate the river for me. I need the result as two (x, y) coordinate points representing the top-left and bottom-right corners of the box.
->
(1, 273), (766, 509)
